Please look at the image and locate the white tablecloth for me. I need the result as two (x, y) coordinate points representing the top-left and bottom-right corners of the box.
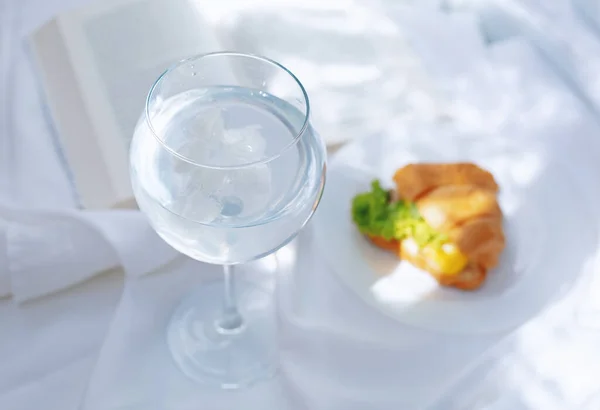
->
(0, 271), (124, 410)
(3, 0), (600, 409)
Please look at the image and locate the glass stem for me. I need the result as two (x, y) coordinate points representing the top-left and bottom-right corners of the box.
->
(217, 265), (244, 332)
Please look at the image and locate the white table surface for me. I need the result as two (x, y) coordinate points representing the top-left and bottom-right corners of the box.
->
(4, 0), (600, 409)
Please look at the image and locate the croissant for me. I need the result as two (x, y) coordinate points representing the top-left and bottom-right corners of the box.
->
(393, 163), (499, 202)
(416, 185), (502, 232)
(365, 163), (505, 291)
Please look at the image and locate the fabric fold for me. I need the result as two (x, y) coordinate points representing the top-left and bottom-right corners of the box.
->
(1, 204), (178, 303)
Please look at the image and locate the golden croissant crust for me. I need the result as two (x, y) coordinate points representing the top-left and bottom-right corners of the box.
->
(393, 162), (499, 202)
(416, 185), (502, 232)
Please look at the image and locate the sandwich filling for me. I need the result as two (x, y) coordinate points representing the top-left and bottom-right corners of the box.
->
(352, 180), (468, 275)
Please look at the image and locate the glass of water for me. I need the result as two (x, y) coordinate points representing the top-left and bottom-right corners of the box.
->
(129, 52), (326, 388)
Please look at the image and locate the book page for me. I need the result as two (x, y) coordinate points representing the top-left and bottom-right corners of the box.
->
(70, 0), (224, 144)
(55, 0), (224, 206)
(30, 20), (118, 209)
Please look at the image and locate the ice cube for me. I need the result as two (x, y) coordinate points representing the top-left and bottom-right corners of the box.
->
(225, 164), (272, 216)
(173, 164), (272, 221)
(175, 181), (223, 224)
(189, 106), (226, 143)
(176, 106), (227, 164)
(222, 125), (267, 163)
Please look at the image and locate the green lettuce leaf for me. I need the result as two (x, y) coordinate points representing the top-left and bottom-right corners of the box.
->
(351, 179), (447, 247)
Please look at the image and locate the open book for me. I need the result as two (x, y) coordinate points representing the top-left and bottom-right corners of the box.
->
(29, 0), (224, 209)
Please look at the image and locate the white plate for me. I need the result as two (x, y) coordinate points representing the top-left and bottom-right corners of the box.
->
(313, 132), (597, 334)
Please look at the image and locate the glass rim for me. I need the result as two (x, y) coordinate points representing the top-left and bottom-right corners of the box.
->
(144, 51), (311, 170)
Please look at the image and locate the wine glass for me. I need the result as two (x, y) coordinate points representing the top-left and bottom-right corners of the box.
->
(129, 52), (326, 388)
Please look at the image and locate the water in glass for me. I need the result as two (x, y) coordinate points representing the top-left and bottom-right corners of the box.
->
(131, 86), (325, 264)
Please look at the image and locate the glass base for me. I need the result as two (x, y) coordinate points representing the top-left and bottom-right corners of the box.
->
(167, 280), (277, 389)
